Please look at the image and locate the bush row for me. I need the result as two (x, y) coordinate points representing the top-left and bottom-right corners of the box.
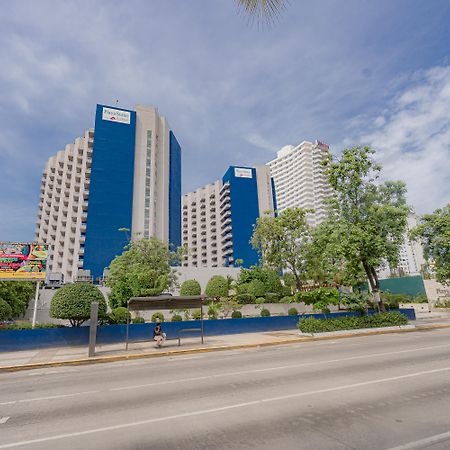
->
(298, 312), (408, 333)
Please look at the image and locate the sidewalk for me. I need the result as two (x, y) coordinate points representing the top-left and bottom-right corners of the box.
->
(2, 313), (450, 372)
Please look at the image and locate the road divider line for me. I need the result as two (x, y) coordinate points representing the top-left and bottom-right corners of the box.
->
(386, 430), (450, 450)
(2, 366), (450, 448)
(1, 343), (449, 405)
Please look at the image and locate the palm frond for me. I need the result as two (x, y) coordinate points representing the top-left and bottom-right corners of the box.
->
(236, 0), (286, 26)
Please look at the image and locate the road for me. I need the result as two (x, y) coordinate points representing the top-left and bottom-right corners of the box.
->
(1, 328), (450, 449)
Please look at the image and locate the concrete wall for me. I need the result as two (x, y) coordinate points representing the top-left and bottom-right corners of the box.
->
(423, 279), (450, 304)
(173, 266), (240, 294)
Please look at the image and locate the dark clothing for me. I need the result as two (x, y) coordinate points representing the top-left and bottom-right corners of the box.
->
(153, 326), (162, 338)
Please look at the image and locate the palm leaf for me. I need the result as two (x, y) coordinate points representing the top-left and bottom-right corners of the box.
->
(236, 0), (286, 25)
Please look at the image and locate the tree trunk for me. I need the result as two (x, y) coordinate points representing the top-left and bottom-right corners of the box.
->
(362, 260), (385, 312)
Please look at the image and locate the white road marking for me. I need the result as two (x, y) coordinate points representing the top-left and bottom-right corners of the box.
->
(0, 391), (99, 406)
(386, 430), (450, 449)
(1, 366), (450, 448)
(168, 355), (205, 361)
(1, 343), (449, 405)
(0, 417), (10, 424)
(110, 343), (450, 392)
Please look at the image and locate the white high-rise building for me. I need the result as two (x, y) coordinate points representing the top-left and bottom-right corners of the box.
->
(267, 140), (333, 226)
(182, 166), (276, 268)
(36, 104), (181, 283)
(377, 215), (426, 278)
(36, 129), (93, 282)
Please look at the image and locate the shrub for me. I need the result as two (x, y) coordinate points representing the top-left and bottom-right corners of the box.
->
(49, 283), (107, 327)
(414, 293), (428, 303)
(1, 322), (64, 330)
(260, 308), (271, 317)
(235, 293), (255, 304)
(180, 280), (201, 296)
(151, 312), (165, 323)
(192, 309), (202, 320)
(132, 316), (145, 324)
(205, 276), (228, 299)
(248, 279), (266, 298)
(0, 299), (13, 321)
(171, 314), (183, 322)
(231, 310), (242, 319)
(207, 302), (220, 320)
(109, 307), (130, 324)
(435, 298), (450, 308)
(298, 312), (408, 333)
(255, 297), (266, 304)
(265, 292), (280, 303)
(288, 307), (298, 316)
(280, 296), (295, 303)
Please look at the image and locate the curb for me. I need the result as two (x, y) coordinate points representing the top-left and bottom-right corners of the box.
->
(1, 323), (450, 373)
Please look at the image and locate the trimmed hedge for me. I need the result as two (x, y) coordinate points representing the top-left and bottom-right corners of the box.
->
(132, 316), (145, 324)
(231, 310), (242, 319)
(299, 312), (408, 334)
(260, 308), (271, 317)
(287, 307), (298, 316)
(109, 307), (130, 324)
(1, 322), (64, 330)
(151, 312), (165, 323)
(180, 280), (201, 296)
(171, 314), (182, 322)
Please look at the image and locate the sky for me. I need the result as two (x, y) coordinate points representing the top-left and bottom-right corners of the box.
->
(1, 0), (450, 241)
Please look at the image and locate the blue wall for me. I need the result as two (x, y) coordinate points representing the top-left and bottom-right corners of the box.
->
(222, 166), (260, 268)
(83, 105), (136, 281)
(169, 131), (181, 250)
(0, 309), (416, 352)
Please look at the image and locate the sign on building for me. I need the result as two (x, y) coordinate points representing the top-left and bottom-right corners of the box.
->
(102, 107), (131, 124)
(234, 167), (253, 179)
(0, 243), (48, 280)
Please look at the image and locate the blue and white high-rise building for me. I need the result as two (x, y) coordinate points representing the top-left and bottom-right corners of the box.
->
(36, 104), (181, 282)
(182, 166), (276, 268)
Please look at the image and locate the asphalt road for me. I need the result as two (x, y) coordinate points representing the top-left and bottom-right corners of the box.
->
(1, 328), (450, 450)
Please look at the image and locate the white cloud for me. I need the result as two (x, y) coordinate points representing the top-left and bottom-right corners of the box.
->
(348, 65), (450, 214)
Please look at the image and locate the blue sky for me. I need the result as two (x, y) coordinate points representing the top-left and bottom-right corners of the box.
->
(1, 0), (450, 241)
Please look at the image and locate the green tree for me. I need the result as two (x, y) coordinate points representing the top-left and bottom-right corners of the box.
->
(205, 276), (228, 299)
(0, 298), (13, 321)
(0, 281), (34, 318)
(108, 307), (130, 324)
(50, 283), (107, 327)
(322, 146), (410, 310)
(251, 208), (312, 290)
(410, 204), (450, 285)
(180, 279), (201, 296)
(308, 218), (367, 287)
(247, 279), (266, 297)
(107, 237), (178, 308)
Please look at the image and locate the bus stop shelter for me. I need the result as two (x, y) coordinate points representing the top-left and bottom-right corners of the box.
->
(125, 295), (206, 351)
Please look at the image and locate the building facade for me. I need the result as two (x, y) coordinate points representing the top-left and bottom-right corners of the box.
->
(35, 129), (93, 282)
(36, 104), (181, 283)
(182, 166), (275, 268)
(267, 140), (333, 226)
(377, 215), (426, 279)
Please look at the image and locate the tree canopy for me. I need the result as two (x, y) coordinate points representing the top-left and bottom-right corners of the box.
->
(205, 276), (229, 299)
(411, 204), (450, 285)
(251, 208), (312, 290)
(50, 283), (107, 327)
(107, 237), (179, 308)
(0, 281), (34, 319)
(180, 279), (201, 296)
(322, 146), (410, 309)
